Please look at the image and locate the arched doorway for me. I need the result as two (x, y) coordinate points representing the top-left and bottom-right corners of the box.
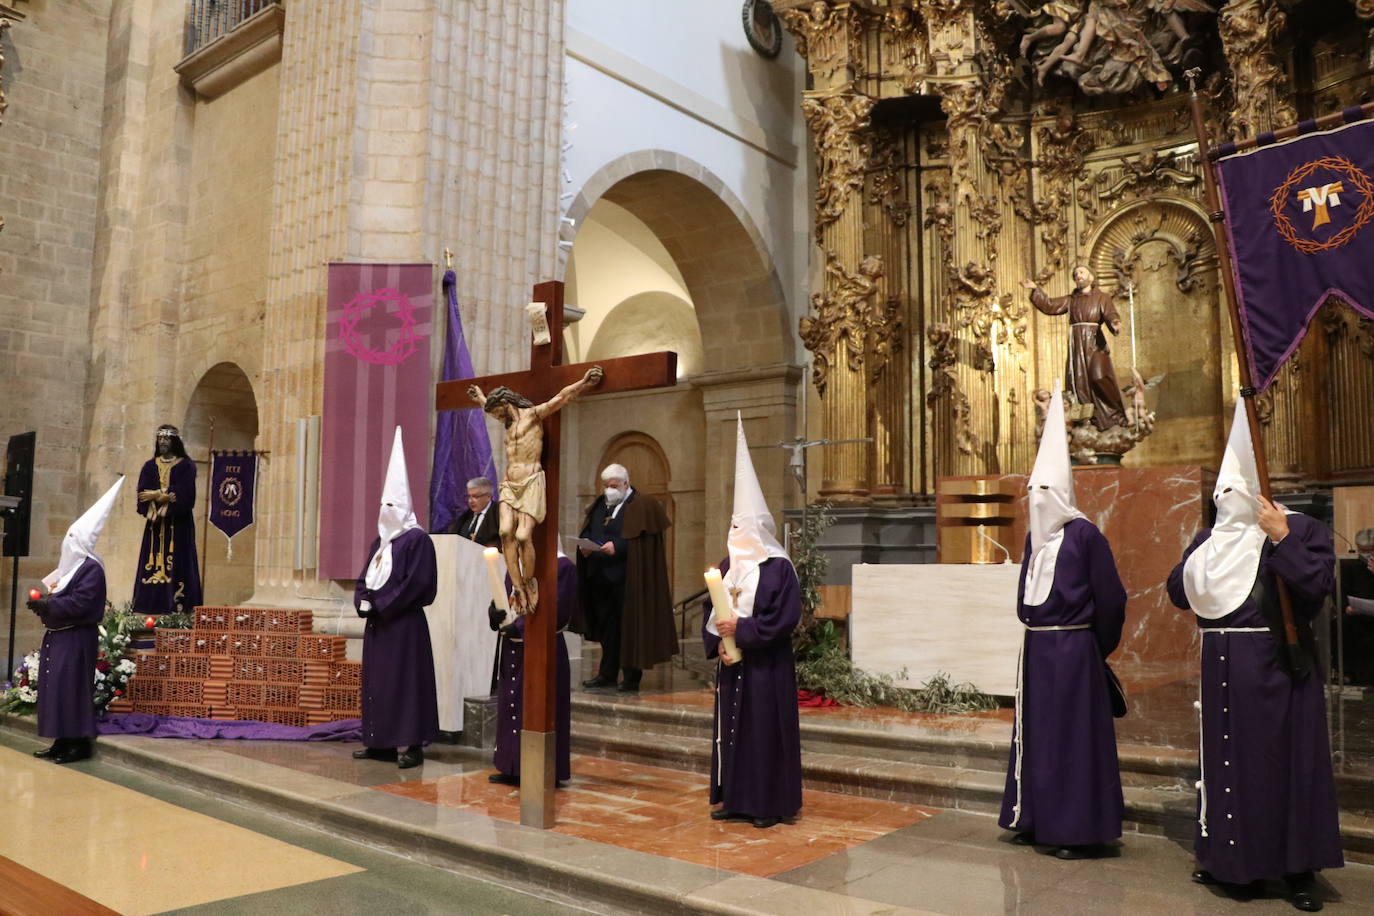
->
(596, 432), (675, 588)
(182, 362), (260, 607)
(562, 152), (799, 599)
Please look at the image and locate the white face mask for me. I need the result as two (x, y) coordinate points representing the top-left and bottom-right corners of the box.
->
(604, 486), (626, 506)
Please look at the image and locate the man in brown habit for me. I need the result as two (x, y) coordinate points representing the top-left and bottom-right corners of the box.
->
(572, 464), (676, 692)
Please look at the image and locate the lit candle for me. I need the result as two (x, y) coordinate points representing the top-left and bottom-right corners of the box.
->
(483, 547), (510, 613)
(703, 568), (742, 663)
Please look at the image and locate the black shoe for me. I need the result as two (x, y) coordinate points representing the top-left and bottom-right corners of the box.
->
(1287, 873), (1321, 912)
(752, 817), (781, 829)
(556, 780), (568, 789)
(1192, 869), (1216, 885)
(33, 741), (63, 760)
(488, 771), (519, 786)
(710, 808), (736, 821)
(1010, 832), (1036, 846)
(397, 747), (423, 769)
(51, 739), (91, 765)
(617, 680), (640, 693)
(352, 747), (398, 761)
(582, 676), (616, 688)
(1054, 845), (1098, 860)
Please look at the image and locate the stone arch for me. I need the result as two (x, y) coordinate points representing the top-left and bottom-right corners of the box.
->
(585, 291), (705, 377)
(1084, 196), (1226, 466)
(182, 362), (261, 606)
(564, 150), (793, 373)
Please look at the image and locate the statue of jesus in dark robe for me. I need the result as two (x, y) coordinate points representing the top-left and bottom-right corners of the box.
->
(1022, 267), (1128, 431)
(132, 424), (202, 616)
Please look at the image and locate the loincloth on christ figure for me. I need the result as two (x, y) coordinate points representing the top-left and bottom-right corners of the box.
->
(499, 469), (546, 524)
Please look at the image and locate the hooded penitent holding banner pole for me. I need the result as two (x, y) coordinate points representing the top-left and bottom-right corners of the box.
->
(352, 427), (439, 770)
(1181, 68), (1354, 910)
(997, 382), (1126, 861)
(701, 414), (802, 830)
(27, 477), (124, 765)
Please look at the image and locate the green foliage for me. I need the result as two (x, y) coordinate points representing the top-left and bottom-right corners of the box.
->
(111, 602), (192, 632)
(789, 502), (835, 658)
(796, 641), (998, 714)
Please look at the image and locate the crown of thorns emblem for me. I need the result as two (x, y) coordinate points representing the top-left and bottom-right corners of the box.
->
(339, 288), (420, 366)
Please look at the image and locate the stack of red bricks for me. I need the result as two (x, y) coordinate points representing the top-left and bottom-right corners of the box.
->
(109, 607), (361, 727)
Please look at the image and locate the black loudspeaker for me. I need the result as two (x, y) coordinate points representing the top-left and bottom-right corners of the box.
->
(3, 432), (36, 558)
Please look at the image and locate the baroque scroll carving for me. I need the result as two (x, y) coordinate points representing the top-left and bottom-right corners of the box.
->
(777, 1), (867, 86)
(801, 91), (875, 240)
(1218, 0), (1297, 139)
(799, 251), (884, 395)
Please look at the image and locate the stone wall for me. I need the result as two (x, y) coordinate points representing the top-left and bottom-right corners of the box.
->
(0, 0), (110, 664)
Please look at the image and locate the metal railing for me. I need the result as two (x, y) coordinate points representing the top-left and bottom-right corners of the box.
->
(184, 0), (278, 56)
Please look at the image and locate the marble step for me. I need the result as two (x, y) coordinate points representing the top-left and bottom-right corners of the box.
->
(569, 719), (1374, 860)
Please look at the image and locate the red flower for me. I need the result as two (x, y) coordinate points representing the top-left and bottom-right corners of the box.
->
(96, 659), (110, 673)
(18, 676), (28, 687)
(114, 689), (123, 697)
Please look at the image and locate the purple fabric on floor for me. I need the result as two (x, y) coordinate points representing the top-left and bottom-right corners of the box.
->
(97, 713), (361, 741)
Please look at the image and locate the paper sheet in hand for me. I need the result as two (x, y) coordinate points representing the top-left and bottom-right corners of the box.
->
(569, 536), (603, 554)
(1349, 595), (1374, 618)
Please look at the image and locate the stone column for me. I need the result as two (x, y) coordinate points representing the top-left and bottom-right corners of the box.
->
(1218, 0), (1307, 487)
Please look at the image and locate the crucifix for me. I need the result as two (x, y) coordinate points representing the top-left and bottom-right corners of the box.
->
(435, 280), (676, 828)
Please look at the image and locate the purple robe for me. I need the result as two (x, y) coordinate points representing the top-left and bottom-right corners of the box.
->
(492, 557), (577, 781)
(1168, 514), (1344, 883)
(37, 558), (106, 739)
(702, 556), (802, 820)
(353, 528), (440, 749)
(998, 518), (1126, 846)
(132, 457), (202, 615)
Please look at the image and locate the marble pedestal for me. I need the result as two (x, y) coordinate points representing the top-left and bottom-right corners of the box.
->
(786, 506), (937, 585)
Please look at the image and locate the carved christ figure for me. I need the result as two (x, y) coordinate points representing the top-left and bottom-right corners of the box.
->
(468, 366), (603, 613)
(1022, 267), (1128, 432)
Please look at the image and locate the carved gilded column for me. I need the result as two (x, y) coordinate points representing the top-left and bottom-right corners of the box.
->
(1219, 0), (1306, 487)
(865, 129), (911, 502)
(782, 3), (877, 502)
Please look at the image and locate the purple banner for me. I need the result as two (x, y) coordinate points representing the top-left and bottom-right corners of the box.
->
(1217, 114), (1374, 389)
(429, 269), (497, 533)
(319, 263), (433, 578)
(210, 451), (257, 540)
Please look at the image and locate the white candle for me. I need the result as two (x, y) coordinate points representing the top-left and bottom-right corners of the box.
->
(483, 547), (510, 612)
(703, 568), (742, 663)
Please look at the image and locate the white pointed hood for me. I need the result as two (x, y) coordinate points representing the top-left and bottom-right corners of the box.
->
(1183, 397), (1269, 619)
(44, 476), (124, 593)
(365, 427), (421, 589)
(713, 414), (790, 628)
(1024, 381), (1085, 606)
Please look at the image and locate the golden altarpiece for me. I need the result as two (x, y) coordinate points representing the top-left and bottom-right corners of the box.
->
(774, 0), (1374, 506)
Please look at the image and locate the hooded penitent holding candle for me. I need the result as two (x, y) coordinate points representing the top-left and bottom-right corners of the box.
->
(488, 538), (577, 787)
(28, 477), (124, 764)
(998, 381), (1126, 859)
(352, 427), (439, 769)
(702, 415), (801, 829)
(1167, 398), (1342, 906)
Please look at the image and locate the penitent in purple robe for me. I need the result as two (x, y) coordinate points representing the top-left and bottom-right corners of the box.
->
(132, 457), (202, 615)
(998, 518), (1126, 846)
(353, 528), (440, 749)
(1168, 514), (1344, 884)
(702, 556), (802, 820)
(38, 558), (106, 739)
(493, 557), (577, 781)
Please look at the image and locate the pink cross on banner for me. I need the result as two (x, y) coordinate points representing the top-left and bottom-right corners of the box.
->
(319, 262), (433, 578)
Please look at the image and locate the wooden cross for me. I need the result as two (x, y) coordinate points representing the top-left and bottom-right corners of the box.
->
(435, 280), (677, 828)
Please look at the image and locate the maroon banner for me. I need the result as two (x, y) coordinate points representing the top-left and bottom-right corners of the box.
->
(319, 263), (433, 578)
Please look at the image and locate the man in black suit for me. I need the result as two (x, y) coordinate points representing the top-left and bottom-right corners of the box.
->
(442, 477), (500, 547)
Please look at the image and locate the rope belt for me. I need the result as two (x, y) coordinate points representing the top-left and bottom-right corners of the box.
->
(1203, 627), (1269, 634)
(1010, 622), (1093, 828)
(506, 626), (568, 644)
(1024, 623), (1092, 631)
(1194, 626), (1268, 837)
(1070, 322), (1099, 328)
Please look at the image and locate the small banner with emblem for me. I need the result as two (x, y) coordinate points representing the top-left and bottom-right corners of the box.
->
(210, 450), (258, 559)
(1216, 110), (1374, 390)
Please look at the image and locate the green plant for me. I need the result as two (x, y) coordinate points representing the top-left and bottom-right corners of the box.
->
(789, 501), (835, 659)
(796, 641), (997, 714)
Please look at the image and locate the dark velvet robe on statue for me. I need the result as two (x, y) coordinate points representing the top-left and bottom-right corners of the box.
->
(702, 556), (803, 821)
(1168, 514), (1344, 884)
(493, 557), (577, 781)
(37, 558), (106, 739)
(132, 456), (202, 615)
(998, 518), (1126, 846)
(353, 528), (440, 749)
